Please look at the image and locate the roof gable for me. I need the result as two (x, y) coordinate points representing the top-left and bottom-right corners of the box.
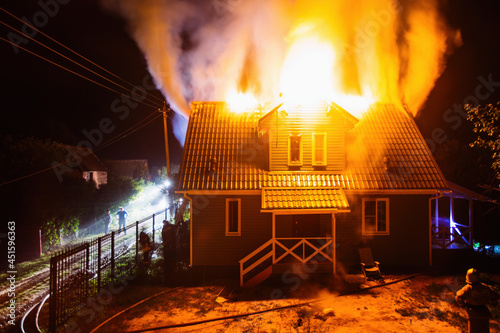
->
(178, 102), (447, 191)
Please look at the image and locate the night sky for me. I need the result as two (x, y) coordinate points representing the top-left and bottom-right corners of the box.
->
(1, 0), (181, 169)
(2, 0), (500, 173)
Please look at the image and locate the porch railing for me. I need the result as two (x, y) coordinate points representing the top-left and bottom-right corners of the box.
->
(239, 237), (333, 287)
(432, 223), (472, 249)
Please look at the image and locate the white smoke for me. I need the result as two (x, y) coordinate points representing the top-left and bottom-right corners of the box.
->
(102, 0), (460, 144)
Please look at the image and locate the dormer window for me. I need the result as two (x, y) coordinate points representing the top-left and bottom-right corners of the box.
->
(312, 133), (327, 166)
(288, 134), (302, 166)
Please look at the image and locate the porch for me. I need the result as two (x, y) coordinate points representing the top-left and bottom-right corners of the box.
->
(429, 181), (489, 251)
(239, 237), (334, 287)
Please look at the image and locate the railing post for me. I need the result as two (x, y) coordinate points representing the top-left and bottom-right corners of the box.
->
(136, 221), (139, 265)
(49, 255), (57, 333)
(97, 237), (101, 292)
(240, 261), (243, 287)
(85, 243), (90, 301)
(111, 231), (115, 281)
(152, 214), (155, 244)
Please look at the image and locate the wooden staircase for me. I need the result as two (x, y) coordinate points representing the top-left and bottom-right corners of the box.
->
(242, 266), (273, 288)
(239, 239), (274, 288)
(239, 237), (334, 288)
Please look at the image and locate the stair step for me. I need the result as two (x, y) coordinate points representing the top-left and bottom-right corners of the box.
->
(242, 266), (272, 288)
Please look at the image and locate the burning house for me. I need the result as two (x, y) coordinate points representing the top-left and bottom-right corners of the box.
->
(177, 100), (480, 287)
(108, 0), (475, 286)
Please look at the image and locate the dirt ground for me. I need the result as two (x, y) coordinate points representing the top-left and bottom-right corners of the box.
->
(65, 273), (500, 333)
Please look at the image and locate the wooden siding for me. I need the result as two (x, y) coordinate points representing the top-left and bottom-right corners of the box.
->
(336, 193), (430, 269)
(191, 194), (272, 266)
(275, 214), (332, 238)
(261, 105), (351, 172)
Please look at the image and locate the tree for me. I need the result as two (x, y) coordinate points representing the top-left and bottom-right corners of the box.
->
(466, 102), (500, 190)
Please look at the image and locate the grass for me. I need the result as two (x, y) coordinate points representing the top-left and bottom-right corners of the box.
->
(0, 255), (51, 286)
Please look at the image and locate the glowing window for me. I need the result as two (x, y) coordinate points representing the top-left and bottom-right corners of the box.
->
(226, 198), (241, 236)
(312, 133), (327, 166)
(362, 198), (389, 235)
(288, 134), (302, 166)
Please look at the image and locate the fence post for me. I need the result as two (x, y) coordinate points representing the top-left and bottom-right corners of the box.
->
(136, 221), (139, 264)
(97, 237), (102, 292)
(111, 231), (115, 281)
(86, 243), (90, 301)
(152, 214), (155, 244)
(49, 255), (57, 333)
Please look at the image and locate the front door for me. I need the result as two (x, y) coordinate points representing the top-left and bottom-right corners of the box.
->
(293, 214), (321, 237)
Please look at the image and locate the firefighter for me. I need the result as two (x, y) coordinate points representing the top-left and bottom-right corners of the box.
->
(139, 227), (152, 264)
(162, 220), (177, 277)
(455, 268), (499, 333)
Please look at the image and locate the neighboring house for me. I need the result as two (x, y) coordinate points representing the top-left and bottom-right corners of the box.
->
(103, 159), (150, 180)
(177, 101), (480, 287)
(60, 145), (107, 188)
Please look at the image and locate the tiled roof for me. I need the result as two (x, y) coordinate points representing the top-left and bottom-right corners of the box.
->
(179, 102), (447, 191)
(58, 144), (107, 172)
(262, 187), (349, 210)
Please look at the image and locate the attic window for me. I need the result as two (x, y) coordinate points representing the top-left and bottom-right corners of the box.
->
(288, 134), (302, 166)
(312, 133), (327, 166)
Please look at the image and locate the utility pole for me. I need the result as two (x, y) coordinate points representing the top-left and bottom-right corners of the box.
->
(160, 102), (171, 177)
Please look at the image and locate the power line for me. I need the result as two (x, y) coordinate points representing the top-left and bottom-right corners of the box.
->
(0, 160), (71, 187)
(0, 19), (162, 108)
(95, 113), (162, 151)
(0, 36), (161, 110)
(0, 7), (165, 104)
(0, 114), (162, 187)
(0, 7), (173, 186)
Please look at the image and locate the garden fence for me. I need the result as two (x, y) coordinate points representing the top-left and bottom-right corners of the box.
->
(48, 209), (166, 332)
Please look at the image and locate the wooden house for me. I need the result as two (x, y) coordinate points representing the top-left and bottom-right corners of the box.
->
(177, 101), (476, 287)
(59, 145), (108, 188)
(103, 159), (151, 180)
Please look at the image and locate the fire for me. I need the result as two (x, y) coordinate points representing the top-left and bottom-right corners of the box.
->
(279, 33), (336, 105)
(277, 22), (374, 117)
(108, 0), (461, 129)
(226, 89), (259, 113)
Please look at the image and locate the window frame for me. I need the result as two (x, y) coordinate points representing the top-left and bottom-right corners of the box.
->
(288, 134), (303, 166)
(225, 198), (241, 236)
(312, 132), (327, 166)
(362, 198), (390, 235)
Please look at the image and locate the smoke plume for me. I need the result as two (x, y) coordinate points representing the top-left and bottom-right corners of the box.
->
(103, 0), (460, 142)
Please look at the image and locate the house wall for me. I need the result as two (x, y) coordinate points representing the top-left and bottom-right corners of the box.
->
(190, 194), (272, 266)
(190, 192), (432, 272)
(336, 193), (431, 271)
(263, 107), (351, 172)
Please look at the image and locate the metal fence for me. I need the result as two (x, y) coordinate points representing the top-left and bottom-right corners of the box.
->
(49, 210), (165, 332)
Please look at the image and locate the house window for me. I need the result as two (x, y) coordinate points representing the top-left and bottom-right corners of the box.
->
(312, 133), (327, 166)
(362, 198), (389, 235)
(226, 198), (241, 236)
(288, 134), (302, 166)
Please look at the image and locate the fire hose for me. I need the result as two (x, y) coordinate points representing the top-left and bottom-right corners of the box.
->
(92, 273), (425, 333)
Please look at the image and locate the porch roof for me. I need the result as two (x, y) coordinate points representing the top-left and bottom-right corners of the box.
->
(261, 187), (349, 210)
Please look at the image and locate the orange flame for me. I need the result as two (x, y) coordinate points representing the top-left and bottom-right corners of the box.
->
(226, 89), (259, 113)
(109, 0), (461, 122)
